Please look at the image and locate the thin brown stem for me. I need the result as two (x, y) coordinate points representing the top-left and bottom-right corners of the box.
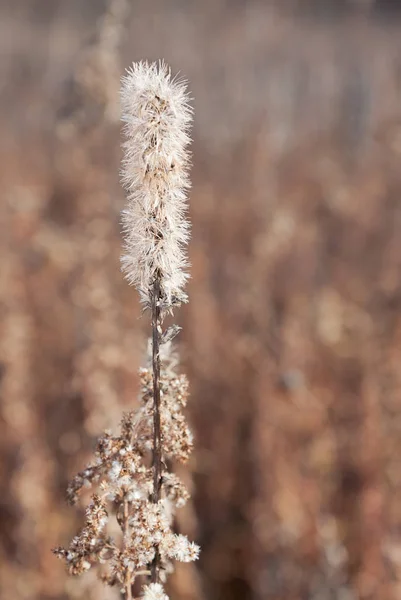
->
(123, 497), (132, 600)
(151, 278), (162, 582)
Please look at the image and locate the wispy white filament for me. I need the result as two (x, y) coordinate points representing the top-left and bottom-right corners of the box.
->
(120, 61), (192, 306)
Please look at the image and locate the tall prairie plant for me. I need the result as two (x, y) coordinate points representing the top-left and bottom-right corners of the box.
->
(54, 62), (199, 600)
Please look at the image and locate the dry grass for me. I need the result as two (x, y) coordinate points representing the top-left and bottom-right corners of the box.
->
(2, 1), (401, 599)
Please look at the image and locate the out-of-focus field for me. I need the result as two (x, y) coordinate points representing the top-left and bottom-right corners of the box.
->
(2, 1), (401, 599)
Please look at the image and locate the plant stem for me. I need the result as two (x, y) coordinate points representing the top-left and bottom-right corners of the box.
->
(151, 278), (162, 582)
(123, 497), (132, 600)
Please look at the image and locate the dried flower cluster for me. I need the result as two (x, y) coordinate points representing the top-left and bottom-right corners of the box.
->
(54, 61), (198, 600)
(54, 346), (199, 595)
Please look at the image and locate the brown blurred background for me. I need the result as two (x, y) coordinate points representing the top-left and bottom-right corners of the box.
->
(2, 1), (401, 599)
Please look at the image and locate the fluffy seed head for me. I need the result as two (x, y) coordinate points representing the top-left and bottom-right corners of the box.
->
(120, 61), (192, 307)
(142, 582), (169, 600)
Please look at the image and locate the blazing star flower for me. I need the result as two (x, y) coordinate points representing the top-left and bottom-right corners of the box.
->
(120, 61), (192, 308)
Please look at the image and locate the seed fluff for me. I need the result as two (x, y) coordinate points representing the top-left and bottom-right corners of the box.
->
(120, 61), (192, 308)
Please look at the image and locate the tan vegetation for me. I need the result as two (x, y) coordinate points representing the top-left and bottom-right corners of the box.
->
(2, 1), (401, 599)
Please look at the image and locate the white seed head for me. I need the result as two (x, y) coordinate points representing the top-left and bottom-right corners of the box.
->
(142, 582), (169, 600)
(120, 61), (192, 307)
(160, 533), (200, 563)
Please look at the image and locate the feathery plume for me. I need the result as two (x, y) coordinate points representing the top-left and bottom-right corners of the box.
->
(120, 61), (192, 308)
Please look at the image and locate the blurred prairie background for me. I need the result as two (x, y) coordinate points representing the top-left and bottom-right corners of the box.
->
(2, 0), (401, 599)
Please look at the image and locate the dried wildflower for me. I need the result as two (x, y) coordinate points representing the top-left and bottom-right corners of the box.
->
(54, 61), (198, 600)
(120, 61), (192, 308)
(54, 350), (199, 596)
(142, 582), (169, 600)
(138, 365), (193, 463)
(161, 473), (190, 508)
(53, 495), (112, 576)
